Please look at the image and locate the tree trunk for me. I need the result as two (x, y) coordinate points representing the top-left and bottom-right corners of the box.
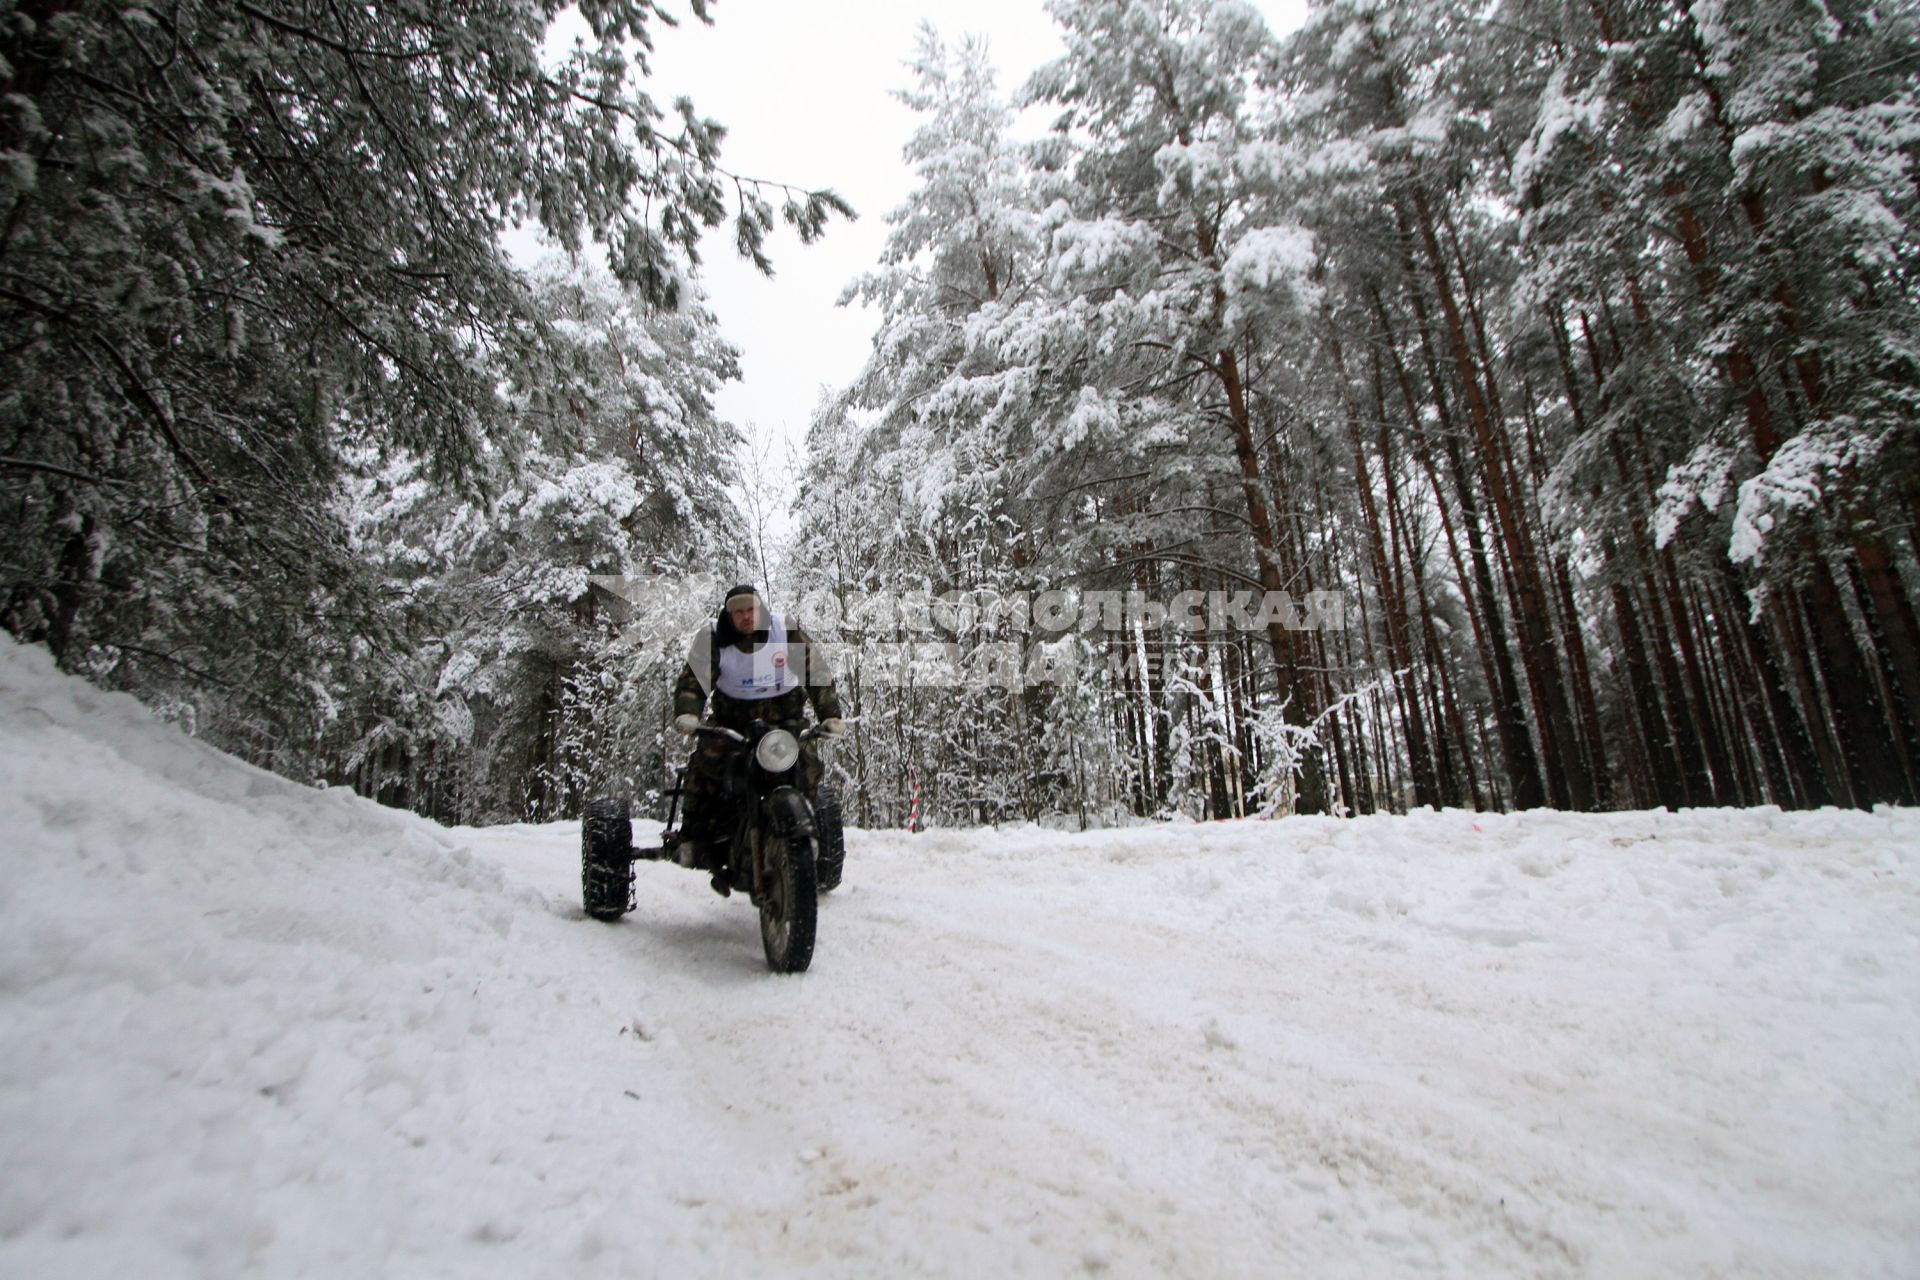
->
(1332, 328), (1438, 806)
(1804, 557), (1912, 805)
(1216, 344), (1328, 813)
(1405, 186), (1589, 808)
(1372, 280), (1544, 808)
(1605, 540), (1687, 810)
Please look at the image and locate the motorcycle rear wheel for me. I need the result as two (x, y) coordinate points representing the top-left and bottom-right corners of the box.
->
(759, 831), (817, 973)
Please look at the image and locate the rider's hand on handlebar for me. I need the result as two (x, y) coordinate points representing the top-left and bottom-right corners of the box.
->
(819, 717), (846, 738)
(673, 713), (701, 736)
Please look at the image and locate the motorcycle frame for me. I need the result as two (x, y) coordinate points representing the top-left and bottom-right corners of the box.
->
(633, 720), (819, 904)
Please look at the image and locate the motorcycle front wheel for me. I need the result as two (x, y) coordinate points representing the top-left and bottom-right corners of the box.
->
(759, 830), (818, 973)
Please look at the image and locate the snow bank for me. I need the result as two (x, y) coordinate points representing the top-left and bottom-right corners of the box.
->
(0, 636), (729, 1277)
(4, 632), (1917, 1278)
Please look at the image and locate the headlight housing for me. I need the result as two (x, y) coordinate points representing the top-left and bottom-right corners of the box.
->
(754, 728), (801, 774)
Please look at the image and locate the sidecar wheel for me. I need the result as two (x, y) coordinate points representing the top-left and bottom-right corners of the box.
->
(814, 786), (846, 894)
(582, 797), (634, 921)
(759, 831), (817, 973)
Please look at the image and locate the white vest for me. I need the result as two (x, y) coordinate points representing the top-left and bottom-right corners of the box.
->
(713, 614), (797, 700)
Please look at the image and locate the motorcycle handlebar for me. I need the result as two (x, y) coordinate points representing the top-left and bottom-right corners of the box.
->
(693, 722), (843, 744)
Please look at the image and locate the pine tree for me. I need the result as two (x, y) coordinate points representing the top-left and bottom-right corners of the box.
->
(0, 0), (846, 778)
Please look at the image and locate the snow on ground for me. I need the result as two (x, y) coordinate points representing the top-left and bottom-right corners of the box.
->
(2, 632), (1917, 1279)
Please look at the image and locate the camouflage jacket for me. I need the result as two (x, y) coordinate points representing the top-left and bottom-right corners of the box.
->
(671, 614), (842, 728)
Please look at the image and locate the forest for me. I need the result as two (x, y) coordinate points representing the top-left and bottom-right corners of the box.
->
(3, 0), (1917, 827)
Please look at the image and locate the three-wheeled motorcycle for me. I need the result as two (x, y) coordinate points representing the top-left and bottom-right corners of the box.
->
(581, 720), (844, 972)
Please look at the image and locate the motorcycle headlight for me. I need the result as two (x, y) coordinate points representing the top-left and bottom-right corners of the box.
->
(755, 729), (801, 774)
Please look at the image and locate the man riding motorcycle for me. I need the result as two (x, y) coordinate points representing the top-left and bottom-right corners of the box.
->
(671, 584), (842, 895)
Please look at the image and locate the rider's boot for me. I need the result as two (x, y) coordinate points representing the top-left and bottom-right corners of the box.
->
(674, 804), (715, 867)
(688, 825), (731, 896)
(685, 834), (731, 897)
(678, 795), (732, 896)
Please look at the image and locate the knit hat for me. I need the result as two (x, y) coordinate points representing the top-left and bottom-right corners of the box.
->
(724, 584), (762, 612)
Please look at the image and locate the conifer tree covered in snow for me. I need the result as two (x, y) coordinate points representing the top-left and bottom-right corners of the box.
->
(792, 0), (1920, 823)
(333, 263), (748, 821)
(0, 1), (845, 817)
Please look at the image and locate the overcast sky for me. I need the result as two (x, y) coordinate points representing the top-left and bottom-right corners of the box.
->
(634, 0), (1312, 464)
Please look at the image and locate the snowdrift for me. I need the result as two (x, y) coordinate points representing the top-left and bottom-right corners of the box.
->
(3, 632), (1917, 1279)
(0, 635), (710, 1276)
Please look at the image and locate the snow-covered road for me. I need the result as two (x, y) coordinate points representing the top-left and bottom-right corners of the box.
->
(3, 633), (1917, 1278)
(461, 809), (1919, 1279)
